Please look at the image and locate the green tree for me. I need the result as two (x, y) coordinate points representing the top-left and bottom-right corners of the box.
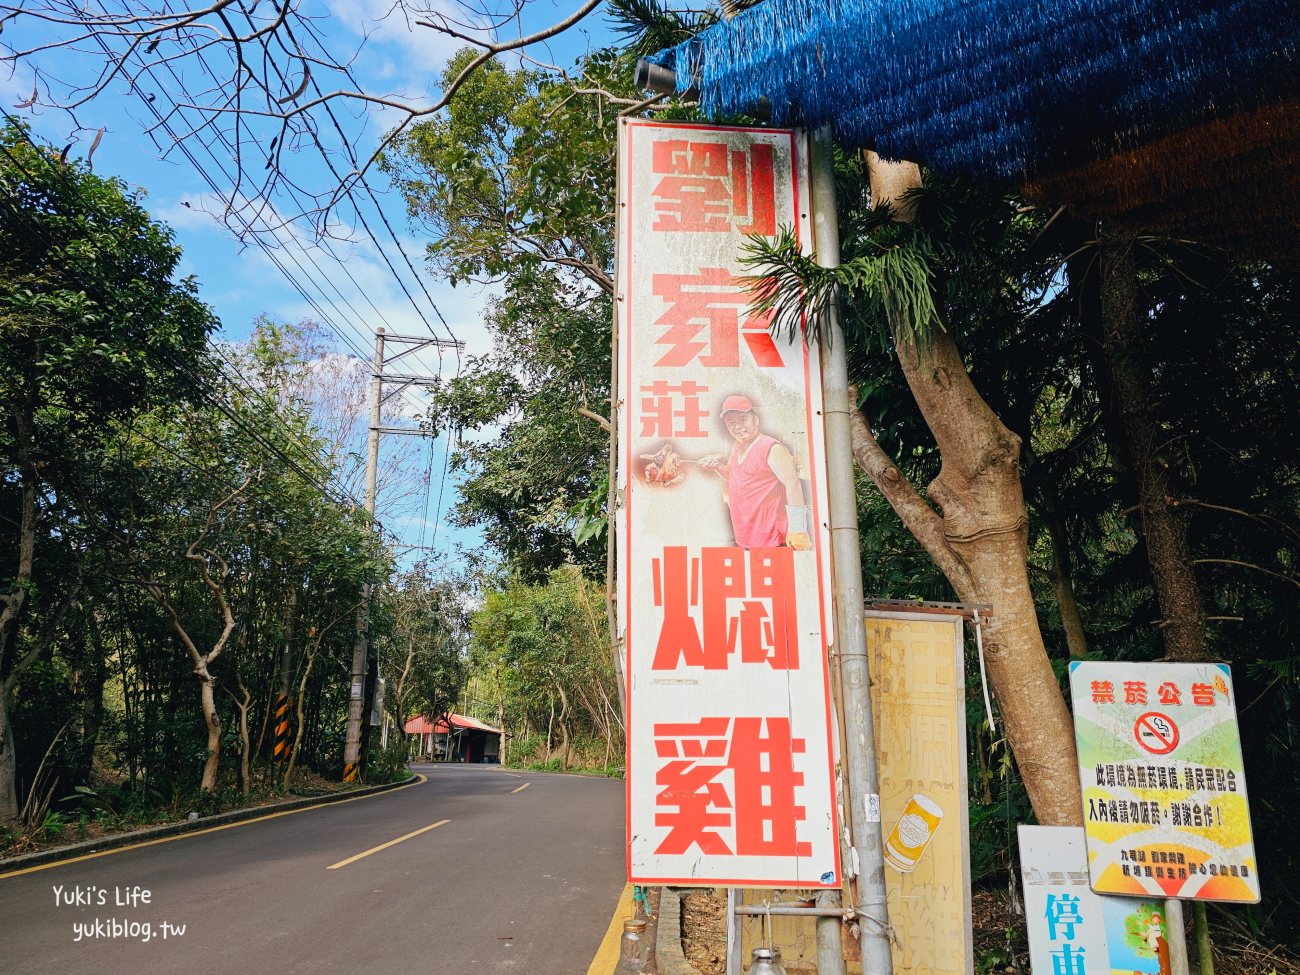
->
(469, 567), (621, 770)
(0, 124), (214, 822)
(376, 561), (469, 749)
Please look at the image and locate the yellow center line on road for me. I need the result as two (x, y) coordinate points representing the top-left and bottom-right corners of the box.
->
(0, 775), (428, 881)
(326, 819), (450, 870)
(510, 782), (531, 794)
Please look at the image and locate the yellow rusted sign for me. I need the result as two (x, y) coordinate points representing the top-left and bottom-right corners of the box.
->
(867, 613), (972, 975)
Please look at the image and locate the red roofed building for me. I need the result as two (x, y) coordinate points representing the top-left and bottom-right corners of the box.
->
(404, 713), (502, 763)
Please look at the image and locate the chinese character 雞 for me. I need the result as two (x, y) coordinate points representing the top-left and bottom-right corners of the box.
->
(652, 716), (811, 858)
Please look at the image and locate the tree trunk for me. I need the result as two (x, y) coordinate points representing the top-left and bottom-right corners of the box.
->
(199, 676), (222, 792)
(546, 698), (555, 754)
(555, 681), (573, 770)
(1098, 234), (1206, 660)
(847, 156), (1082, 826)
(0, 402), (39, 824)
(0, 690), (17, 823)
(234, 674), (252, 796)
(1041, 492), (1089, 658)
(76, 615), (110, 782)
(849, 329), (1083, 826)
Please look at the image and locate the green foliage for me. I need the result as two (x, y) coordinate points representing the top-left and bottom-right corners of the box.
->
(365, 743), (411, 784)
(39, 809), (66, 839)
(375, 559), (470, 738)
(470, 567), (621, 770)
(741, 221), (941, 347)
(975, 944), (1013, 974)
(0, 123), (216, 425)
(0, 132), (391, 826)
(604, 0), (721, 59)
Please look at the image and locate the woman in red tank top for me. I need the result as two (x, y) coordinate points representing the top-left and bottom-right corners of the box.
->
(698, 396), (811, 550)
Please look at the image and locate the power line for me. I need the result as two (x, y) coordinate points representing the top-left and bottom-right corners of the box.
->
(110, 12), (401, 374)
(1, 128), (402, 544)
(17, 4), (466, 554)
(288, 13), (463, 362)
(180, 0), (460, 381)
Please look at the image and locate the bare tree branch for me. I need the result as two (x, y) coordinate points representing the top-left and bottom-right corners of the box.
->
(2, 0), (609, 234)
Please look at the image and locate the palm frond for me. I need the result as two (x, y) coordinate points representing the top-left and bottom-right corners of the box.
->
(738, 224), (943, 350)
(605, 0), (719, 60)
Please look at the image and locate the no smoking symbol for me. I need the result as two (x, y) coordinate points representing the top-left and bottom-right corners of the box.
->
(1135, 711), (1180, 755)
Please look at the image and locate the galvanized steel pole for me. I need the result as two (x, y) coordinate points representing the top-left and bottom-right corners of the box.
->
(810, 125), (895, 974)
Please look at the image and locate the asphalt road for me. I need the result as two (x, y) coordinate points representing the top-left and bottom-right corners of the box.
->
(0, 763), (626, 974)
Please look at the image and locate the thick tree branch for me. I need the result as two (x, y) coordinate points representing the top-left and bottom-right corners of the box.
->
(847, 387), (977, 598)
(577, 406), (611, 432)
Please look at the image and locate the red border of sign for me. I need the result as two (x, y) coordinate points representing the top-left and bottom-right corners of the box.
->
(619, 119), (841, 888)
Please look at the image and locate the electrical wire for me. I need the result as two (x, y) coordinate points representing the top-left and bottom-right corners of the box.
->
(15, 2), (467, 552)
(0, 130), (402, 543)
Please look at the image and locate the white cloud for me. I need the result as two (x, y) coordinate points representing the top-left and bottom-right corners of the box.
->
(323, 0), (486, 102)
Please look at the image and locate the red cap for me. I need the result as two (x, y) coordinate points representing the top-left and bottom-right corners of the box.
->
(719, 395), (755, 415)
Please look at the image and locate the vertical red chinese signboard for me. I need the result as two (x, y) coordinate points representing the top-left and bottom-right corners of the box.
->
(617, 118), (840, 887)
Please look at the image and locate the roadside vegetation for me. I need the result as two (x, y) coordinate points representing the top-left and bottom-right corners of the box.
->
(0, 127), (457, 857)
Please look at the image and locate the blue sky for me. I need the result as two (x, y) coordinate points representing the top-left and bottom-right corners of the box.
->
(3, 0), (622, 568)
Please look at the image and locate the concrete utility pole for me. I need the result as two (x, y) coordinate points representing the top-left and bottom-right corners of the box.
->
(274, 587), (298, 767)
(342, 328), (463, 784)
(811, 125), (895, 975)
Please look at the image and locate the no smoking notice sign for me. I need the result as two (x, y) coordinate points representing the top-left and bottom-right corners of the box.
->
(1069, 661), (1259, 903)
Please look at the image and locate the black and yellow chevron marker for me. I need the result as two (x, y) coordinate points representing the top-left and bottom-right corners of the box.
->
(342, 762), (360, 783)
(273, 694), (291, 762)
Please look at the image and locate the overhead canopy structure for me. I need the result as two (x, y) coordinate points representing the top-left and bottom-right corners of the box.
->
(651, 0), (1299, 258)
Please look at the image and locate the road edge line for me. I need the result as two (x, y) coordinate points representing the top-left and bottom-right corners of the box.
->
(587, 882), (634, 975)
(0, 773), (426, 880)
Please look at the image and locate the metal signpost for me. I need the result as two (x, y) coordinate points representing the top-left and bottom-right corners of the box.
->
(1069, 660), (1259, 975)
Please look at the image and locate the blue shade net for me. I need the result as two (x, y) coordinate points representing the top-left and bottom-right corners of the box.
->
(650, 0), (1299, 182)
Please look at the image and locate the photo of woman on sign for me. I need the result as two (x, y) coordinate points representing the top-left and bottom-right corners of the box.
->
(697, 395), (811, 551)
